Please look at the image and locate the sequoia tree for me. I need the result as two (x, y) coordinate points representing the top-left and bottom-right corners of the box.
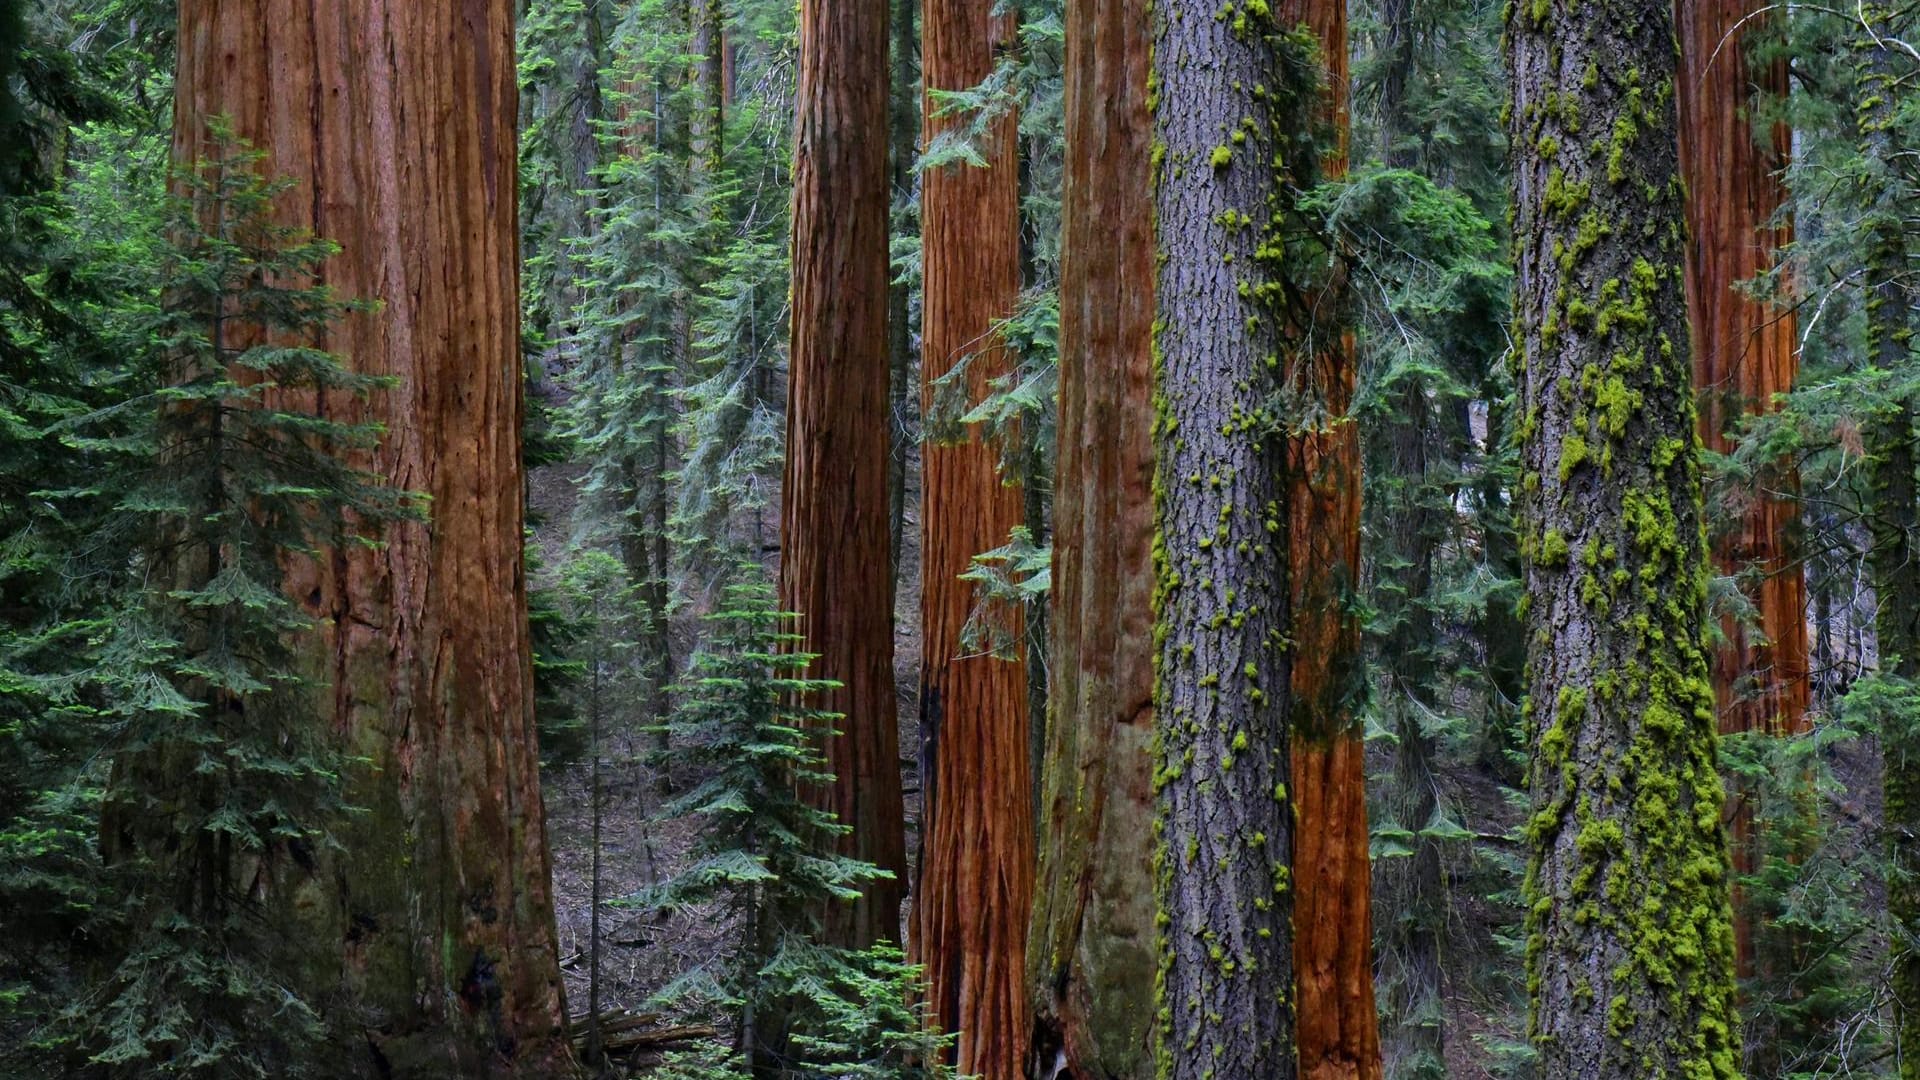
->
(1025, 0), (1157, 1070)
(1508, 0), (1742, 1076)
(1277, 2), (1383, 1076)
(1150, 0), (1301, 1075)
(1674, 0), (1807, 977)
(782, 0), (907, 948)
(913, 0), (1034, 1074)
(168, 3), (569, 1071)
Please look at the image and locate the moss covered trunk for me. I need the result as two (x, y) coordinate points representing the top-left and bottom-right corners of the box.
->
(1674, 0), (1806, 980)
(1507, 1), (1742, 1076)
(171, 3), (569, 1072)
(1026, 0), (1158, 1070)
(1275, 4), (1382, 1076)
(1853, 13), (1920, 1069)
(913, 0), (1034, 1074)
(782, 0), (907, 949)
(1149, 1), (1298, 1075)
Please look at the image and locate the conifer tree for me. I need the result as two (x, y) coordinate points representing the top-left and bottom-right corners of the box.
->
(170, 4), (572, 1067)
(1148, 4), (1320, 1076)
(1507, 0), (1743, 1075)
(81, 126), (409, 1079)
(782, 0), (906, 950)
(1026, 0), (1158, 1068)
(914, 0), (1034, 1071)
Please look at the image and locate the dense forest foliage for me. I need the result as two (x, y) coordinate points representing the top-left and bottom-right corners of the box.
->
(3, 0), (1920, 1078)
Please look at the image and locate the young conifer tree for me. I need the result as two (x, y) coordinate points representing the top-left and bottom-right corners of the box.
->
(81, 125), (410, 1078)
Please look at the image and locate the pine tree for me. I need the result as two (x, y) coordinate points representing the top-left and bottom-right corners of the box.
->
(1507, 0), (1743, 1075)
(77, 125), (409, 1079)
(641, 580), (891, 1076)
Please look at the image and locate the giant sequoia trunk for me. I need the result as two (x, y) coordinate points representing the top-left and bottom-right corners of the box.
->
(782, 0), (907, 949)
(1508, 2), (1742, 1076)
(1150, 2), (1298, 1076)
(1674, 0), (1807, 980)
(170, 4), (568, 1071)
(1025, 0), (1157, 1071)
(1277, 4), (1382, 1077)
(912, 1), (1034, 1075)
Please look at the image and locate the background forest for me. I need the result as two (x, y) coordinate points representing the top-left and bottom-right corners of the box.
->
(2, 0), (1919, 1078)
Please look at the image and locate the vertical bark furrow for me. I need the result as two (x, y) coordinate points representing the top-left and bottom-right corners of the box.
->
(783, 0), (908, 950)
(1274, 3), (1382, 1075)
(172, 2), (569, 1070)
(1150, 3), (1297, 1077)
(915, 1), (1033, 1073)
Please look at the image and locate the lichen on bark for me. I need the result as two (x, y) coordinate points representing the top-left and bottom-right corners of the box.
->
(1507, 1), (1743, 1077)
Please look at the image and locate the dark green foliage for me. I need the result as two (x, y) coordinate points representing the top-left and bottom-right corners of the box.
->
(1719, 718), (1883, 1078)
(635, 580), (961, 1079)
(50, 125), (411, 1079)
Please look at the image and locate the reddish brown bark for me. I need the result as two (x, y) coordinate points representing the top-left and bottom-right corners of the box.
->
(1024, 0), (1158, 1071)
(1279, 2), (1383, 1077)
(1675, 0), (1806, 975)
(173, 2), (568, 1071)
(913, 2), (1033, 1074)
(782, 0), (908, 949)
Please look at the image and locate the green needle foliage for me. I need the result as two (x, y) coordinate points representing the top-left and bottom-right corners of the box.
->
(636, 578), (954, 1079)
(46, 122), (414, 1079)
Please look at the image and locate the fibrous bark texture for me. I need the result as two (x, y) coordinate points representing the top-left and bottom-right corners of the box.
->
(914, 3), (1032, 1074)
(782, 0), (907, 949)
(173, 3), (569, 1071)
(1276, 3), (1382, 1076)
(1675, 6), (1807, 977)
(1150, 2), (1297, 1076)
(1676, 0), (1805, 743)
(1026, 0), (1157, 1070)
(1508, 2), (1742, 1077)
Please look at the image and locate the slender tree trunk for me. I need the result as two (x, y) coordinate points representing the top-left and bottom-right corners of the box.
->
(1674, 0), (1807, 982)
(170, 4), (569, 1071)
(1025, 0), (1156, 1070)
(888, 0), (917, 591)
(914, 2), (1033, 1073)
(1507, 1), (1742, 1076)
(1279, 4), (1383, 1077)
(1373, 395), (1450, 1080)
(1855, 12), (1920, 1069)
(783, 0), (907, 949)
(1150, 1), (1299, 1075)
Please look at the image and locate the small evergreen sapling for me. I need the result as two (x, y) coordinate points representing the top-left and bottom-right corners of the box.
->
(637, 580), (958, 1079)
(61, 121), (412, 1079)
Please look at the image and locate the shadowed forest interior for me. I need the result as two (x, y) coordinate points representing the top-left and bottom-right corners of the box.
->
(3, 1), (1920, 1079)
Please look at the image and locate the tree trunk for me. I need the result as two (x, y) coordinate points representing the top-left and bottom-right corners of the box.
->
(1150, 1), (1298, 1075)
(914, 2), (1033, 1074)
(888, 0), (917, 592)
(171, 3), (569, 1072)
(1278, 4), (1383, 1077)
(782, 0), (907, 949)
(1854, 12), (1920, 1068)
(1674, 0), (1806, 980)
(1372, 391), (1450, 1080)
(1025, 0), (1157, 1070)
(1507, 2), (1742, 1076)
